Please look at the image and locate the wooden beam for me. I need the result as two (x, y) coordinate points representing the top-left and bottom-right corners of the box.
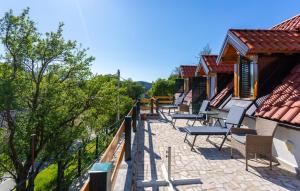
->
(111, 141), (126, 189)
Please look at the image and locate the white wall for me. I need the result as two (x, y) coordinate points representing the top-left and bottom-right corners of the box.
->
(273, 126), (300, 171)
(210, 76), (217, 99)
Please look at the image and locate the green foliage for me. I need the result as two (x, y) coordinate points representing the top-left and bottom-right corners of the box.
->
(34, 165), (57, 191)
(169, 67), (180, 79)
(122, 79), (145, 99)
(136, 81), (152, 92)
(198, 44), (212, 63)
(147, 66), (179, 96)
(0, 9), (134, 191)
(34, 134), (113, 191)
(148, 78), (175, 96)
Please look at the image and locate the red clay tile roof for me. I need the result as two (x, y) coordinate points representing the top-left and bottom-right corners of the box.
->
(256, 64), (300, 126)
(180, 65), (197, 78)
(230, 29), (300, 54)
(272, 14), (300, 31)
(202, 55), (234, 73)
(210, 81), (233, 108)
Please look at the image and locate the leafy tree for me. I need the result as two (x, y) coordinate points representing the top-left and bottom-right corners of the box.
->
(148, 66), (181, 96)
(82, 75), (133, 134)
(148, 78), (175, 96)
(0, 9), (134, 191)
(169, 67), (180, 80)
(198, 44), (212, 63)
(122, 79), (145, 99)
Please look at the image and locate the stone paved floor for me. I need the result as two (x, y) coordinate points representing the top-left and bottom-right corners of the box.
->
(134, 112), (300, 191)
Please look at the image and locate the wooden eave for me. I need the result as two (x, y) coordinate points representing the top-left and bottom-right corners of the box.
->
(217, 30), (250, 64)
(195, 63), (207, 76)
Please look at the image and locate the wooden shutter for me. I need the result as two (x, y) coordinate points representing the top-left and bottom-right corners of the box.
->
(174, 79), (184, 93)
(239, 58), (251, 98)
(192, 77), (207, 113)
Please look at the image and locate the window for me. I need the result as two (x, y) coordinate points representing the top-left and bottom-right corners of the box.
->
(234, 57), (258, 99)
(236, 57), (256, 98)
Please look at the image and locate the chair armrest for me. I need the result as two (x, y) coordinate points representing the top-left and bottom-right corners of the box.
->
(231, 128), (257, 135)
(246, 135), (273, 144)
(211, 116), (226, 121)
(225, 122), (240, 128)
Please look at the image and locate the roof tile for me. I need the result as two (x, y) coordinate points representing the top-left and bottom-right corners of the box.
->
(272, 14), (300, 31)
(281, 107), (300, 123)
(230, 29), (300, 54)
(210, 81), (233, 107)
(256, 64), (300, 126)
(291, 112), (300, 124)
(201, 55), (234, 73)
(180, 65), (197, 78)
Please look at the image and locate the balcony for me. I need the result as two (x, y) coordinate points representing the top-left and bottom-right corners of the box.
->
(132, 115), (300, 190)
(81, 99), (300, 191)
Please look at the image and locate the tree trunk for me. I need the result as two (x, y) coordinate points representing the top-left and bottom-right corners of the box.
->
(15, 173), (28, 191)
(56, 160), (65, 191)
(27, 170), (35, 191)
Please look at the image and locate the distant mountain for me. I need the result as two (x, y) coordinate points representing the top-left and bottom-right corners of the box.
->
(136, 81), (152, 91)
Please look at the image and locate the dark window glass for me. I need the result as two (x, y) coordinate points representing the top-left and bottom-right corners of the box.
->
(239, 57), (254, 98)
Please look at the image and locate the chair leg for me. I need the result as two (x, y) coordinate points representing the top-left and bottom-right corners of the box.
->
(230, 147), (233, 159)
(172, 119), (176, 128)
(219, 134), (227, 151)
(184, 133), (188, 143)
(192, 119), (196, 126)
(191, 136), (197, 151)
(269, 153), (272, 170)
(186, 119), (189, 125)
(206, 135), (210, 141)
(246, 153), (248, 171)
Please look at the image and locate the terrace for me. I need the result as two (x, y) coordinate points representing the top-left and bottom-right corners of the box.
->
(131, 111), (300, 191)
(79, 14), (300, 191)
(79, 97), (300, 190)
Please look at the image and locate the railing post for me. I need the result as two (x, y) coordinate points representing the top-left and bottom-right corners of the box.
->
(132, 106), (137, 132)
(95, 135), (99, 158)
(89, 162), (113, 191)
(155, 98), (159, 114)
(125, 116), (132, 161)
(78, 148), (81, 176)
(167, 147), (171, 180)
(150, 98), (154, 114)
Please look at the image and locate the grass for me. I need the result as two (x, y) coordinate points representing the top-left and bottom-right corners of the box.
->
(34, 164), (57, 191)
(33, 136), (113, 190)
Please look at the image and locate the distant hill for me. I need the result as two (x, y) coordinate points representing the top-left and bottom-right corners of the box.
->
(136, 81), (152, 91)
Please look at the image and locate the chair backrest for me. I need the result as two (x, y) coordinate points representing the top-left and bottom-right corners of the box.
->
(225, 105), (246, 128)
(198, 100), (210, 113)
(174, 92), (183, 100)
(255, 117), (278, 136)
(174, 93), (185, 105)
(182, 90), (192, 105)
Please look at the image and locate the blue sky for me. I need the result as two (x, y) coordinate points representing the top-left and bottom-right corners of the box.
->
(1, 0), (300, 82)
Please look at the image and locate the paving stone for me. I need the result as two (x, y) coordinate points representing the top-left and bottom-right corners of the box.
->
(132, 114), (300, 191)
